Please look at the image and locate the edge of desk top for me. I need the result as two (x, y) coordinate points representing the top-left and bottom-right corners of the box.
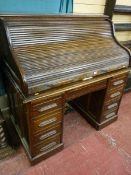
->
(23, 68), (129, 103)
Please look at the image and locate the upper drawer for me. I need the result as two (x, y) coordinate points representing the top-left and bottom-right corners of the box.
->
(109, 74), (127, 90)
(31, 96), (63, 118)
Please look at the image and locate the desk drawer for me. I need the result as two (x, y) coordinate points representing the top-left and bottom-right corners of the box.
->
(106, 87), (123, 102)
(31, 111), (63, 134)
(31, 134), (61, 157)
(109, 75), (127, 90)
(66, 80), (107, 100)
(104, 99), (119, 112)
(31, 96), (63, 118)
(32, 124), (62, 145)
(103, 109), (117, 120)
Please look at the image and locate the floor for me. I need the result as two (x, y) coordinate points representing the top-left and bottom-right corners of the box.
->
(0, 92), (131, 175)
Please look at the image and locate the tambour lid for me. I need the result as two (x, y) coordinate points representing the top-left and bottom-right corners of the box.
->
(1, 15), (130, 95)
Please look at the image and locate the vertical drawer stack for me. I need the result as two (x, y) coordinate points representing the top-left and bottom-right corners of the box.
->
(29, 96), (64, 158)
(101, 73), (128, 122)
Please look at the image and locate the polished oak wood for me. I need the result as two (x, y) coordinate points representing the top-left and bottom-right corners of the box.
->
(0, 15), (130, 164)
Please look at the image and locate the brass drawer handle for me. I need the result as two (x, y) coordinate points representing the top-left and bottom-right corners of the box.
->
(38, 103), (57, 112)
(113, 80), (124, 86)
(0, 133), (4, 138)
(39, 130), (57, 140)
(107, 103), (118, 109)
(105, 112), (116, 119)
(1, 137), (6, 142)
(0, 128), (3, 133)
(110, 92), (121, 98)
(40, 142), (57, 152)
(39, 117), (57, 127)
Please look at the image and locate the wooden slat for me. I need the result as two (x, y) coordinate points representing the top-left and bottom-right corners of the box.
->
(115, 23), (131, 31)
(114, 5), (131, 13)
(113, 14), (131, 23)
(73, 4), (105, 14)
(74, 0), (106, 5)
(115, 31), (131, 41)
(116, 0), (131, 6)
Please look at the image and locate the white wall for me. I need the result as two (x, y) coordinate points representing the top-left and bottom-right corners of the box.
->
(73, 0), (106, 14)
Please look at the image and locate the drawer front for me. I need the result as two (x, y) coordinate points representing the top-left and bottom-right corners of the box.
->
(104, 99), (120, 112)
(31, 134), (61, 157)
(109, 75), (127, 90)
(32, 111), (63, 134)
(31, 96), (63, 118)
(103, 110), (117, 120)
(66, 80), (107, 100)
(32, 124), (62, 145)
(106, 87), (123, 102)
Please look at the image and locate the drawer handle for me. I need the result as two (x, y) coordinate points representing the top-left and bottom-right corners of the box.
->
(110, 92), (121, 98)
(0, 128), (3, 133)
(39, 130), (57, 140)
(39, 117), (57, 127)
(113, 80), (124, 86)
(38, 103), (57, 112)
(107, 103), (118, 109)
(1, 137), (6, 142)
(40, 142), (57, 152)
(0, 133), (4, 138)
(105, 112), (116, 119)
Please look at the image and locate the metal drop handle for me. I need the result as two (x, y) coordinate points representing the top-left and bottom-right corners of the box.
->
(113, 80), (124, 86)
(105, 112), (116, 119)
(107, 103), (118, 109)
(39, 117), (57, 127)
(38, 103), (57, 112)
(110, 92), (121, 98)
(40, 142), (57, 152)
(39, 130), (57, 140)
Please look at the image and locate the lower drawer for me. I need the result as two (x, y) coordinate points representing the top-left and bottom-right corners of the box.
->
(103, 99), (120, 112)
(31, 134), (61, 157)
(103, 108), (118, 121)
(32, 124), (62, 146)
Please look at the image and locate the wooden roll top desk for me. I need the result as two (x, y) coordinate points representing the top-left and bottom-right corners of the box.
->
(0, 15), (130, 164)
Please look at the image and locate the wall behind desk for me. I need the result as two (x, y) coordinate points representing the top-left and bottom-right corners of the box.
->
(0, 0), (72, 14)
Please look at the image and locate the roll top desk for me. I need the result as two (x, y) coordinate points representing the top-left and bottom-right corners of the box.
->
(0, 15), (130, 164)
